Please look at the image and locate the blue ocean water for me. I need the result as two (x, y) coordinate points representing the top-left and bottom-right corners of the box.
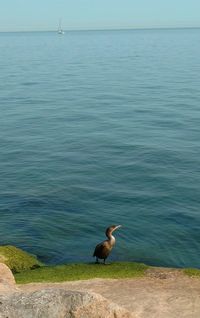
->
(0, 28), (200, 268)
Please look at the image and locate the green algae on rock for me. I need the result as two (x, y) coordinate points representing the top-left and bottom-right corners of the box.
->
(0, 246), (42, 273)
(15, 262), (148, 284)
(184, 268), (200, 277)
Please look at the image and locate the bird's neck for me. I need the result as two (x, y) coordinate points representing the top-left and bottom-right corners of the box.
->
(107, 234), (116, 246)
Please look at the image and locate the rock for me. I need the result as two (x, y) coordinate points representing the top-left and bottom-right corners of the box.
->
(0, 246), (42, 273)
(0, 289), (133, 318)
(0, 263), (16, 294)
(146, 267), (182, 280)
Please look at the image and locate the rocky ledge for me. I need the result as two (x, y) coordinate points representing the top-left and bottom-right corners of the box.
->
(0, 263), (133, 318)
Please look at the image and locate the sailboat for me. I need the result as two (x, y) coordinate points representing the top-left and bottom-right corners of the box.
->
(58, 19), (65, 35)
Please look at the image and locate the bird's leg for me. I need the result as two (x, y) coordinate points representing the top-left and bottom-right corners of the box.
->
(95, 257), (99, 264)
(103, 259), (106, 265)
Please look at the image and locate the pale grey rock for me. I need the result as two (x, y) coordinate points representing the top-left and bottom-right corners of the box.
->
(0, 288), (133, 318)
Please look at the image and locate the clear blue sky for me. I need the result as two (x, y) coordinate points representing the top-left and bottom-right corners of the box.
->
(0, 0), (200, 31)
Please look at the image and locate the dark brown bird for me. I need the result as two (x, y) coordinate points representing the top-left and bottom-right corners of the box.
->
(93, 225), (121, 264)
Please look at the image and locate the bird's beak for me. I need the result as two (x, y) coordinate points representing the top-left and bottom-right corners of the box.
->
(115, 225), (122, 230)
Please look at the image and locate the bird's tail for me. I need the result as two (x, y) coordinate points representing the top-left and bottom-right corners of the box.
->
(93, 249), (96, 257)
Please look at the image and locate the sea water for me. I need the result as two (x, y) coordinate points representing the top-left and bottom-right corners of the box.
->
(0, 28), (200, 267)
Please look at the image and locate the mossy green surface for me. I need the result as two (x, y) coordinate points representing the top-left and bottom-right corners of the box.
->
(15, 262), (148, 284)
(0, 246), (42, 273)
(184, 268), (200, 277)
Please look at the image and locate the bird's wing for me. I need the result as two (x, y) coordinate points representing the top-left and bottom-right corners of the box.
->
(93, 242), (104, 257)
(93, 240), (111, 258)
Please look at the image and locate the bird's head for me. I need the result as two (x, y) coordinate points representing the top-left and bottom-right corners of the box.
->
(106, 225), (122, 237)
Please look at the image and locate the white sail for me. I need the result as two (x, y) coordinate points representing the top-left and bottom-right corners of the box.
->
(58, 19), (65, 34)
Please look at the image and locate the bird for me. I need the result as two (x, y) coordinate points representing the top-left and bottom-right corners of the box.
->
(93, 225), (121, 264)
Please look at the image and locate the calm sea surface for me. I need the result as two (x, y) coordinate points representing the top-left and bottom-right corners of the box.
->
(0, 29), (200, 267)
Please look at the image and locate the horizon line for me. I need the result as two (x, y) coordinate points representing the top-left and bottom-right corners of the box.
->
(0, 26), (200, 33)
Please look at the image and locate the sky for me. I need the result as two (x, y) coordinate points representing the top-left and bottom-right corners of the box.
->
(0, 0), (200, 32)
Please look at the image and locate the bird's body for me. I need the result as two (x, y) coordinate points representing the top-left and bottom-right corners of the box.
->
(93, 225), (121, 264)
(93, 240), (113, 260)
